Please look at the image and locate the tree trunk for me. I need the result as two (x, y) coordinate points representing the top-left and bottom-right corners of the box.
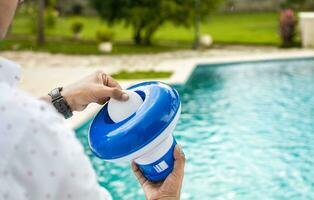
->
(143, 37), (152, 45)
(133, 27), (142, 45)
(37, 0), (45, 45)
(143, 20), (163, 46)
(7, 24), (12, 37)
(144, 27), (156, 45)
(193, 0), (200, 49)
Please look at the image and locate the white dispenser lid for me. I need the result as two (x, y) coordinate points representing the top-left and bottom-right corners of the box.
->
(107, 90), (144, 123)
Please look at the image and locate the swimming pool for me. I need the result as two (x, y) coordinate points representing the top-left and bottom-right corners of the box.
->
(75, 58), (314, 200)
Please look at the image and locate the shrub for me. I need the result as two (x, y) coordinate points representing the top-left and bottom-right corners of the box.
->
(45, 0), (58, 29)
(96, 27), (114, 43)
(71, 20), (84, 39)
(45, 9), (58, 29)
(279, 9), (297, 47)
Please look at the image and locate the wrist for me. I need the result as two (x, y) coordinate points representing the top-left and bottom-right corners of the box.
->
(42, 89), (74, 111)
(60, 87), (75, 111)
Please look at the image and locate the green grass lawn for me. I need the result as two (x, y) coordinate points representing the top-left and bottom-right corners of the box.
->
(156, 12), (281, 45)
(112, 70), (172, 80)
(0, 38), (190, 55)
(1, 12), (284, 54)
(11, 12), (281, 44)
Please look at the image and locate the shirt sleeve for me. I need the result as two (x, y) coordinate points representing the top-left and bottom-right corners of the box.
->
(0, 85), (112, 200)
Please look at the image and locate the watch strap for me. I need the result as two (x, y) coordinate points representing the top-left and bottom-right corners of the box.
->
(48, 87), (73, 119)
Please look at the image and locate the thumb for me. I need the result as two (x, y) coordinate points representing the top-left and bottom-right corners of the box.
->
(95, 86), (129, 103)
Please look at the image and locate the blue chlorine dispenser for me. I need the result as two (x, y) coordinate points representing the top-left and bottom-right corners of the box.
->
(88, 81), (181, 182)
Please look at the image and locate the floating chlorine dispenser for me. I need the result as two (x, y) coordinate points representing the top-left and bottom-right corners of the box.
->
(88, 81), (181, 182)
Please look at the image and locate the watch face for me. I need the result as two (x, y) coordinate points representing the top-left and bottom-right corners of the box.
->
(49, 88), (61, 100)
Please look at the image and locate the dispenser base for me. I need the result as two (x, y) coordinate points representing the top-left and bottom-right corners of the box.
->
(137, 138), (176, 182)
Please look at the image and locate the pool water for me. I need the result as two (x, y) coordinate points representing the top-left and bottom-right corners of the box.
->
(75, 58), (314, 200)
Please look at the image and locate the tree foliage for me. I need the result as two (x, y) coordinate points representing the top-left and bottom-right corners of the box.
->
(280, 0), (307, 10)
(90, 0), (223, 45)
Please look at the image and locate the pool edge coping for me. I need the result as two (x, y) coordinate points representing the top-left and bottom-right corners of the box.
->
(67, 50), (314, 130)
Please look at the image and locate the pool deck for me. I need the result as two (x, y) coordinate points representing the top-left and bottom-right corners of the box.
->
(1, 46), (314, 129)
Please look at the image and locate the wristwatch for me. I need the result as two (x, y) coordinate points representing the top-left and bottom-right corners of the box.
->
(48, 87), (73, 119)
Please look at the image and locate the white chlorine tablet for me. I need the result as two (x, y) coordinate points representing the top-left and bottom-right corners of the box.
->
(108, 90), (144, 123)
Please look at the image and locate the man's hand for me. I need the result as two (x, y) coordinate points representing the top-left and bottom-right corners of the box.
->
(42, 70), (128, 111)
(132, 145), (186, 200)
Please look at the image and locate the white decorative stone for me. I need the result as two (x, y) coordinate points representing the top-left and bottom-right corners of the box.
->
(98, 42), (113, 53)
(299, 12), (314, 48)
(200, 34), (213, 48)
